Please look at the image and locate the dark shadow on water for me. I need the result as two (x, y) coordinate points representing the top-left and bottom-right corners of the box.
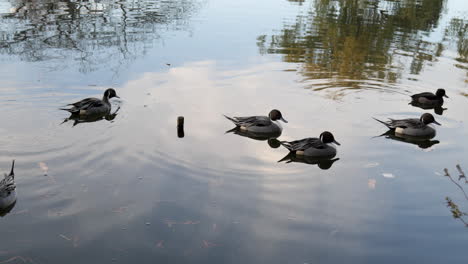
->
(61, 106), (120, 127)
(225, 127), (282, 149)
(376, 130), (439, 149)
(278, 152), (339, 170)
(409, 101), (447, 115)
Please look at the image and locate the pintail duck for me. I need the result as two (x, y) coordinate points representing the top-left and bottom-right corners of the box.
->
(224, 109), (288, 135)
(410, 89), (448, 106)
(280, 131), (341, 158)
(61, 88), (120, 116)
(0, 160), (16, 215)
(373, 113), (441, 137)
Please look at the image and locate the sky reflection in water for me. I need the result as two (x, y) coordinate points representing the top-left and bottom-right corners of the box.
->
(0, 0), (468, 263)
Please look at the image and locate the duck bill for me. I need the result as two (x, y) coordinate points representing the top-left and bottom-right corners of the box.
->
(433, 120), (441, 126)
(115, 95), (121, 99)
(444, 95), (449, 98)
(333, 140), (341, 146)
(280, 117), (288, 123)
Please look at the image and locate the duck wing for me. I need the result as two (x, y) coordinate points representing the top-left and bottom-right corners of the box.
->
(224, 115), (272, 127)
(0, 161), (15, 196)
(281, 137), (324, 151)
(388, 118), (424, 129)
(0, 175), (15, 194)
(411, 92), (437, 100)
(374, 117), (423, 129)
(62, 98), (104, 113)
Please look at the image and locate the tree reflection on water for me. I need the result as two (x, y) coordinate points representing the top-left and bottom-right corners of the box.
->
(258, 0), (453, 96)
(0, 0), (201, 73)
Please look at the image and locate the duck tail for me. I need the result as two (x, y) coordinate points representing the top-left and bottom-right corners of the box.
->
(9, 160), (15, 177)
(372, 117), (391, 129)
(59, 107), (73, 112)
(223, 115), (240, 126)
(225, 127), (238, 134)
(277, 152), (294, 163)
(279, 141), (294, 152)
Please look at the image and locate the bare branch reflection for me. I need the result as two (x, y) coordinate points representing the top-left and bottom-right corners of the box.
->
(0, 0), (201, 73)
(443, 165), (468, 228)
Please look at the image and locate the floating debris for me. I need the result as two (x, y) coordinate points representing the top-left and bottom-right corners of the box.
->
(368, 179), (376, 189)
(202, 240), (217, 248)
(59, 234), (72, 241)
(156, 240), (164, 248)
(382, 173), (395, 178)
(364, 162), (379, 168)
(38, 162), (48, 176)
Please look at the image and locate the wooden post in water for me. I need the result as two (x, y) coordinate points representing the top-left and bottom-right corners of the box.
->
(177, 116), (185, 138)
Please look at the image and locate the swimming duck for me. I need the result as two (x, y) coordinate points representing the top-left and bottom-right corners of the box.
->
(280, 131), (341, 158)
(373, 113), (441, 137)
(61, 88), (120, 116)
(0, 160), (16, 215)
(410, 89), (448, 106)
(224, 109), (288, 135)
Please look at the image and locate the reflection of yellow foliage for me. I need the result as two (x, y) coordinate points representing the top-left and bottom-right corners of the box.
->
(258, 0), (446, 98)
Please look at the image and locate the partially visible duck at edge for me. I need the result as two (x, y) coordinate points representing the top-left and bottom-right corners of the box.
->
(373, 113), (441, 137)
(410, 88), (448, 106)
(280, 131), (341, 158)
(61, 88), (120, 116)
(0, 160), (16, 216)
(224, 109), (288, 135)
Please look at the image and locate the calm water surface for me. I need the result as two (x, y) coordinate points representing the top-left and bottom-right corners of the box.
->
(1, 0), (468, 263)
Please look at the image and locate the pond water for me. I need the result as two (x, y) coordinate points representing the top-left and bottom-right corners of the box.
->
(1, 0), (467, 263)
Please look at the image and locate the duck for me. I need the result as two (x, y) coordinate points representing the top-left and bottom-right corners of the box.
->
(373, 113), (441, 137)
(224, 109), (288, 135)
(280, 131), (341, 158)
(410, 88), (448, 106)
(61, 88), (120, 116)
(0, 160), (16, 215)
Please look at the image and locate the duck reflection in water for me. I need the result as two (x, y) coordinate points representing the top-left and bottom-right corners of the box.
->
(0, 161), (17, 217)
(225, 127), (282, 149)
(278, 152), (339, 170)
(377, 130), (440, 149)
(410, 102), (447, 115)
(62, 107), (120, 127)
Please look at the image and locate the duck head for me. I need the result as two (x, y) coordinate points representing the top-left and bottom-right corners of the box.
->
(436, 89), (448, 98)
(269, 109), (288, 123)
(104, 88), (120, 99)
(420, 113), (441, 125)
(320, 131), (341, 145)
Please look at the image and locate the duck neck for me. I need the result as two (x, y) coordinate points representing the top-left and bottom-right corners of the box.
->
(102, 95), (110, 105)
